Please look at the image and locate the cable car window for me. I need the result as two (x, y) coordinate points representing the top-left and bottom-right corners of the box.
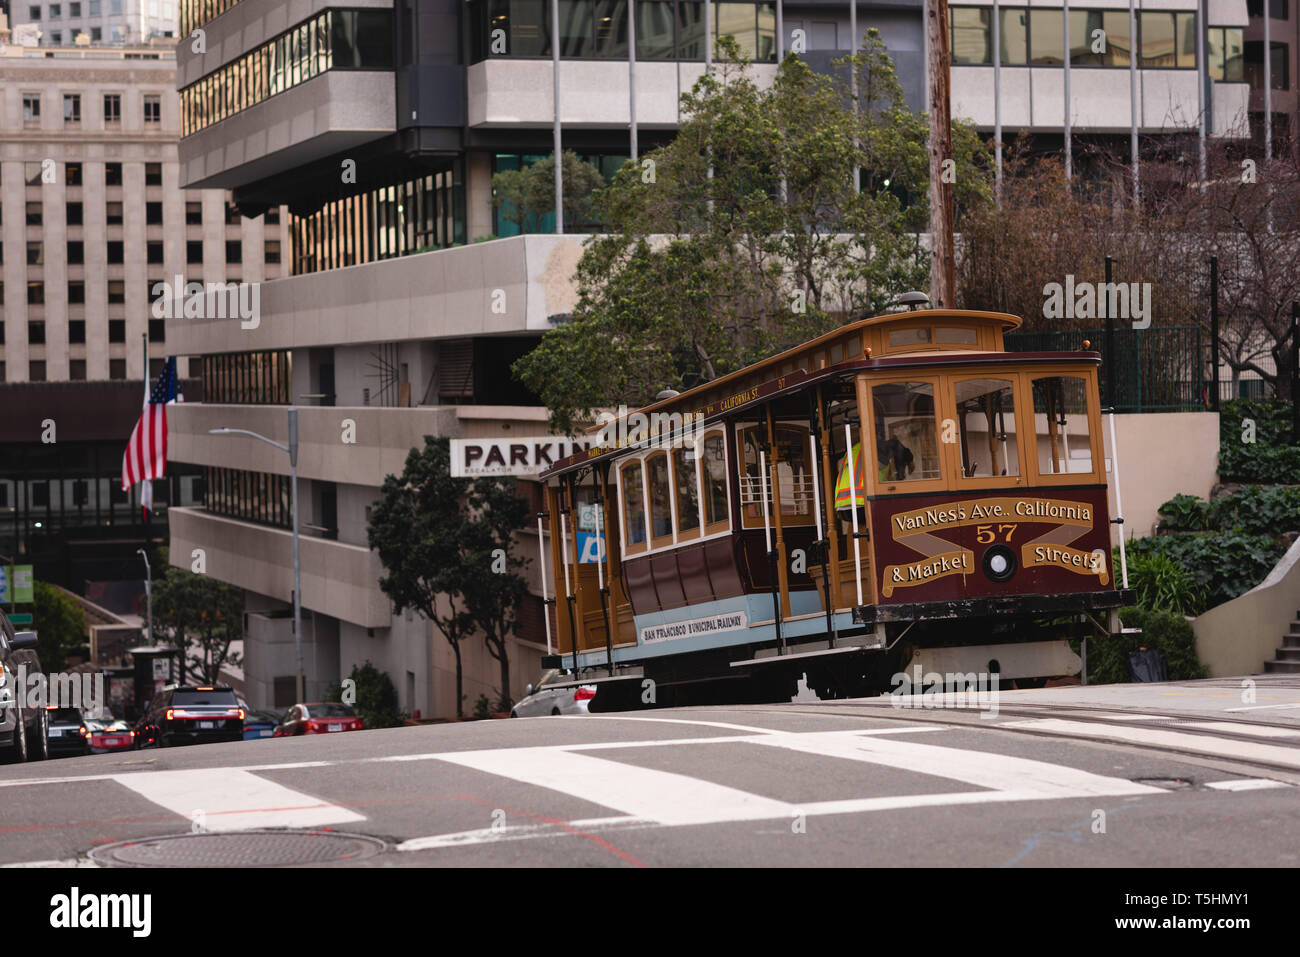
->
(674, 445), (701, 536)
(955, 378), (1020, 478)
(888, 327), (932, 348)
(872, 380), (941, 483)
(772, 424), (814, 523)
(935, 326), (979, 345)
(738, 425), (767, 529)
(702, 431), (729, 531)
(1032, 375), (1093, 476)
(620, 460), (647, 553)
(646, 452), (673, 544)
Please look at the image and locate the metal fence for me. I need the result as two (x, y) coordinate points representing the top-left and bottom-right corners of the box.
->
(1005, 326), (1213, 413)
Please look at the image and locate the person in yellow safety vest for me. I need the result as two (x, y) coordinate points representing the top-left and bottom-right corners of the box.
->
(834, 438), (915, 510)
(834, 443), (867, 511)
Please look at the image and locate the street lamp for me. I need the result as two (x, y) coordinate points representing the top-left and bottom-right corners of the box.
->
(209, 408), (303, 702)
(137, 548), (152, 647)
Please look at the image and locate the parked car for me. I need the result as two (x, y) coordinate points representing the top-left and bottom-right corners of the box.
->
(85, 719), (135, 754)
(510, 670), (597, 717)
(45, 707), (90, 757)
(133, 685), (245, 748)
(273, 703), (363, 737)
(242, 709), (281, 741)
(0, 611), (48, 763)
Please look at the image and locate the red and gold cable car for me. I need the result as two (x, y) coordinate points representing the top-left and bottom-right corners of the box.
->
(537, 304), (1131, 706)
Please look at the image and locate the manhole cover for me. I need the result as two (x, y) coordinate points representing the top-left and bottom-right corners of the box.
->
(1133, 777), (1195, 790)
(89, 830), (387, 868)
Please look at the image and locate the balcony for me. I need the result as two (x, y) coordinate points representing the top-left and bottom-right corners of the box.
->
(168, 506), (391, 628)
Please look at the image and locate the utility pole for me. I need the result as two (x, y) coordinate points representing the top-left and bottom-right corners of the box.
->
(137, 548), (152, 646)
(925, 0), (956, 307)
(552, 0), (563, 234)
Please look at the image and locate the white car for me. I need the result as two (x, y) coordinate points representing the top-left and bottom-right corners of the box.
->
(510, 670), (597, 717)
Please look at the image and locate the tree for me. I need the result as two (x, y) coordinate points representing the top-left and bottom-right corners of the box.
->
(491, 150), (606, 233)
(513, 33), (992, 433)
(461, 475), (532, 711)
(31, 582), (86, 672)
(325, 661), (405, 729)
(149, 547), (244, 685)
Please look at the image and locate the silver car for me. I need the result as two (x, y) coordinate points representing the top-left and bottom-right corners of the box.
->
(510, 670), (597, 717)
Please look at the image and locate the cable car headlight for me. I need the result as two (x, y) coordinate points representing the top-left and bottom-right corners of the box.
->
(982, 545), (1017, 583)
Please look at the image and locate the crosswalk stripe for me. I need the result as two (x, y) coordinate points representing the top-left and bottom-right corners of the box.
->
(1177, 721), (1300, 738)
(1204, 779), (1291, 791)
(110, 768), (366, 831)
(745, 731), (1164, 797)
(1000, 718), (1300, 769)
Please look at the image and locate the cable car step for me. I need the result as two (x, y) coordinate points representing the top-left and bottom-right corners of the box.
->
(730, 644), (872, 669)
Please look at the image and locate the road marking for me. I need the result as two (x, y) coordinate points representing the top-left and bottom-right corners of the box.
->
(746, 731), (1163, 798)
(110, 768), (365, 831)
(1225, 702), (1300, 712)
(1204, 779), (1291, 791)
(397, 816), (646, 852)
(437, 748), (795, 825)
(1000, 718), (1300, 769)
(1092, 714), (1173, 721)
(574, 716), (788, 735)
(1178, 721), (1300, 738)
(0, 858), (99, 868)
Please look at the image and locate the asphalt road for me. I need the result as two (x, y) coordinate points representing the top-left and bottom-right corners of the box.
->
(2, 676), (1299, 868)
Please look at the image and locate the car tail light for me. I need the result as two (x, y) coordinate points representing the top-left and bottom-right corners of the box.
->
(78, 725), (88, 737)
(573, 687), (596, 701)
(356, 719), (364, 730)
(225, 708), (245, 720)
(165, 709), (175, 721)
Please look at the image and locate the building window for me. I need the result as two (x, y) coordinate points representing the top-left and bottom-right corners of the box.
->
(108, 319), (126, 341)
(103, 93), (121, 124)
(145, 162), (163, 186)
(51, 30), (62, 43)
(184, 201), (203, 225)
(187, 241), (204, 264)
(67, 241), (84, 264)
(28, 282), (45, 305)
(199, 351), (294, 405)
(24, 161), (43, 185)
(226, 240), (242, 264)
(1209, 27), (1245, 82)
(22, 93), (41, 124)
(70, 1), (80, 14)
(265, 240), (281, 264)
(149, 318), (166, 341)
(146, 202), (163, 225)
(106, 201), (124, 225)
(108, 282), (125, 306)
(29, 361), (47, 383)
(225, 202), (241, 225)
(950, 7), (991, 65)
(147, 241), (164, 263)
(105, 162), (123, 186)
(51, 3), (61, 16)
(110, 359), (126, 379)
(88, 0), (100, 14)
(69, 318), (86, 341)
(90, 26), (101, 41)
(265, 207), (281, 225)
(67, 202), (84, 225)
(1246, 0), (1288, 18)
(29, 5), (41, 19)
(27, 242), (43, 266)
(66, 162), (83, 186)
(1245, 40), (1291, 90)
(110, 0), (121, 14)
(1070, 11), (1131, 67)
(69, 360), (86, 381)
(27, 202), (43, 226)
(1139, 11), (1197, 69)
(1029, 9), (1064, 65)
(144, 95), (161, 124)
(68, 283), (85, 306)
(107, 241), (124, 264)
(29, 321), (46, 345)
(63, 93), (80, 123)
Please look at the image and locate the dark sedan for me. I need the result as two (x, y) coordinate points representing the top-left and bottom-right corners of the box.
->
(45, 707), (90, 757)
(134, 685), (245, 748)
(273, 702), (364, 737)
(0, 612), (48, 763)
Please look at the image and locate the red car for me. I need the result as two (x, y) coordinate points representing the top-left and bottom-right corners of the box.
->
(273, 703), (364, 737)
(86, 719), (135, 753)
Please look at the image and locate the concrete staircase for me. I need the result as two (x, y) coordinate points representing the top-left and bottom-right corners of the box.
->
(1264, 613), (1300, 673)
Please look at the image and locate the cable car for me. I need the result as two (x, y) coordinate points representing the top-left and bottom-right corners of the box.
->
(535, 303), (1132, 707)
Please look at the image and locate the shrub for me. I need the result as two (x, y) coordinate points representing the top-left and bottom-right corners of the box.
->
(325, 661), (406, 729)
(1086, 606), (1208, 684)
(1156, 493), (1208, 531)
(1218, 399), (1300, 484)
(1123, 550), (1208, 616)
(1205, 484), (1300, 536)
(1121, 532), (1283, 610)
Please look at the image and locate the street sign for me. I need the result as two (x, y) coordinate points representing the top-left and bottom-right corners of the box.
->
(8, 613), (32, 625)
(0, 565), (33, 604)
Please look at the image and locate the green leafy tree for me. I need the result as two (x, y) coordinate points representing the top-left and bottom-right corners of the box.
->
(325, 661), (405, 729)
(150, 547), (244, 685)
(368, 436), (531, 716)
(514, 33), (992, 433)
(491, 150), (606, 233)
(31, 582), (86, 671)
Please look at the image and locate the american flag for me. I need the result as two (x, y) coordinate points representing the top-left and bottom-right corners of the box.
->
(122, 357), (181, 520)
